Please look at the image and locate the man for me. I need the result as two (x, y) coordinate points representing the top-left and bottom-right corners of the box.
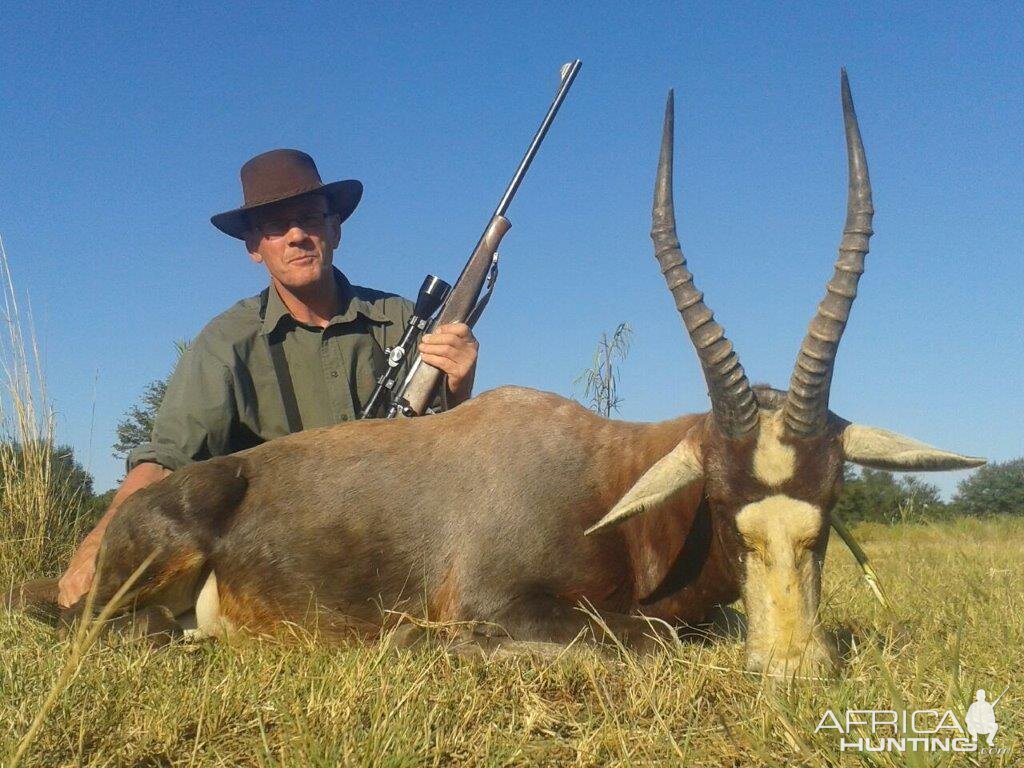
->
(58, 149), (479, 607)
(966, 689), (1001, 747)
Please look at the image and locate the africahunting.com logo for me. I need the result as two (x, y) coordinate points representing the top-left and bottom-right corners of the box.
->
(815, 686), (1011, 755)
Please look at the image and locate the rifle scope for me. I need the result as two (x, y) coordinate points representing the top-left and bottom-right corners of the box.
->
(360, 274), (452, 419)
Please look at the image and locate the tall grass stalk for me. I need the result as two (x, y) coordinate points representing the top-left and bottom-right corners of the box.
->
(0, 237), (85, 584)
(7, 550), (158, 768)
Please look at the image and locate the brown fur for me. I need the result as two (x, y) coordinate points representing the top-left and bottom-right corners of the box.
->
(5, 577), (61, 625)
(132, 550), (205, 614)
(427, 568), (461, 622)
(215, 585), (277, 635)
(25, 384), (971, 676)
(51, 387), (742, 649)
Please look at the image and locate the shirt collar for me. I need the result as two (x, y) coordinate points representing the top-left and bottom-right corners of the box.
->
(260, 267), (390, 336)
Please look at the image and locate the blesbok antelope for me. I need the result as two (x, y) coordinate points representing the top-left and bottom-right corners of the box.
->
(24, 72), (983, 675)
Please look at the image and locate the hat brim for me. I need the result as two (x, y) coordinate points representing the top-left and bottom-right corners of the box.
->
(210, 179), (363, 240)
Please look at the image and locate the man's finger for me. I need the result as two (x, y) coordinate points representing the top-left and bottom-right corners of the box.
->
(419, 334), (463, 348)
(418, 341), (475, 362)
(419, 352), (464, 376)
(421, 332), (477, 349)
(420, 332), (478, 358)
(431, 322), (473, 339)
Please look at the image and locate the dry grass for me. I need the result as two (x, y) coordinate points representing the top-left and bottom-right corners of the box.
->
(0, 242), (1019, 766)
(0, 237), (85, 584)
(0, 519), (1020, 766)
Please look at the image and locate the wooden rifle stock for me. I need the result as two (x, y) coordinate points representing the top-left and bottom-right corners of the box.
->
(397, 214), (510, 414)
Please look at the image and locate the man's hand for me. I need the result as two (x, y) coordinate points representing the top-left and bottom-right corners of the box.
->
(418, 322), (478, 406)
(58, 536), (101, 608)
(58, 461), (172, 607)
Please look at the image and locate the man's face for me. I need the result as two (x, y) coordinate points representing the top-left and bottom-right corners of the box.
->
(245, 194), (341, 293)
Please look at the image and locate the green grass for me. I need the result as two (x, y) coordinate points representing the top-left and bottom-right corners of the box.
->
(1, 517), (1021, 767)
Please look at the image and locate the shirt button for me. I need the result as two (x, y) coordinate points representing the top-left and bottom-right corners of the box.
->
(330, 371), (339, 378)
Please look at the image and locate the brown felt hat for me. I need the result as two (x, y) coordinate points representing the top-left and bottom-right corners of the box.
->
(210, 149), (363, 239)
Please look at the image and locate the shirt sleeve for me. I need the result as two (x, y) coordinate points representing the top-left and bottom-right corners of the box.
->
(126, 340), (237, 472)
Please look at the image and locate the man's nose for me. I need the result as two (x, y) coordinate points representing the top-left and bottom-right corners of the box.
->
(285, 223), (314, 243)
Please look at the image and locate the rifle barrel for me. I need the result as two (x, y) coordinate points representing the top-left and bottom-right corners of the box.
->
(493, 59), (582, 219)
(384, 60), (581, 417)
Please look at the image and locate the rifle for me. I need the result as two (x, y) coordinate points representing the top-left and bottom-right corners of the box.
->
(361, 59), (582, 419)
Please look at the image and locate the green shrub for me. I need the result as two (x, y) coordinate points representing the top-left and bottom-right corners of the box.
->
(834, 466), (945, 524)
(951, 457), (1024, 517)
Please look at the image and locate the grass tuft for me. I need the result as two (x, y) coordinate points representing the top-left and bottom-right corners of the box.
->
(0, 238), (86, 585)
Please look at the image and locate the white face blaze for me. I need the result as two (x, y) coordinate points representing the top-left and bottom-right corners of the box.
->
(592, 394), (982, 675)
(735, 494), (834, 674)
(752, 410), (796, 486)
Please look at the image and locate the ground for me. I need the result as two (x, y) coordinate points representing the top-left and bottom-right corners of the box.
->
(1, 516), (1021, 767)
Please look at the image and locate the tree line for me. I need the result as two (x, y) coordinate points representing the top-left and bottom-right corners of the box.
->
(834, 462), (1024, 523)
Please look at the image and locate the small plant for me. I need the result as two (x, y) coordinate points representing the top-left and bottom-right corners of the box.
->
(575, 323), (633, 417)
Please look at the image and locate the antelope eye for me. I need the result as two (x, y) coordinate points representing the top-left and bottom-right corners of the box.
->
(739, 535), (765, 556)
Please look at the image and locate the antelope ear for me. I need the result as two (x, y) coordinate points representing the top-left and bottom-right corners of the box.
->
(586, 440), (704, 535)
(842, 424), (986, 471)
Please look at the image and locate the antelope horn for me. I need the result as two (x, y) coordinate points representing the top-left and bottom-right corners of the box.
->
(783, 70), (875, 436)
(653, 90), (758, 438)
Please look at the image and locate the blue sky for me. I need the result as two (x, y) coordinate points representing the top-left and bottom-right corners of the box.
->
(0, 2), (1020, 497)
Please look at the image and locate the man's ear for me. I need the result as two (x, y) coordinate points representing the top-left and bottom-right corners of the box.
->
(245, 232), (264, 264)
(326, 215), (342, 250)
(586, 439), (705, 535)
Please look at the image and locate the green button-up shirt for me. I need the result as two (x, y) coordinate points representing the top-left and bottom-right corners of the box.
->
(128, 269), (429, 472)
